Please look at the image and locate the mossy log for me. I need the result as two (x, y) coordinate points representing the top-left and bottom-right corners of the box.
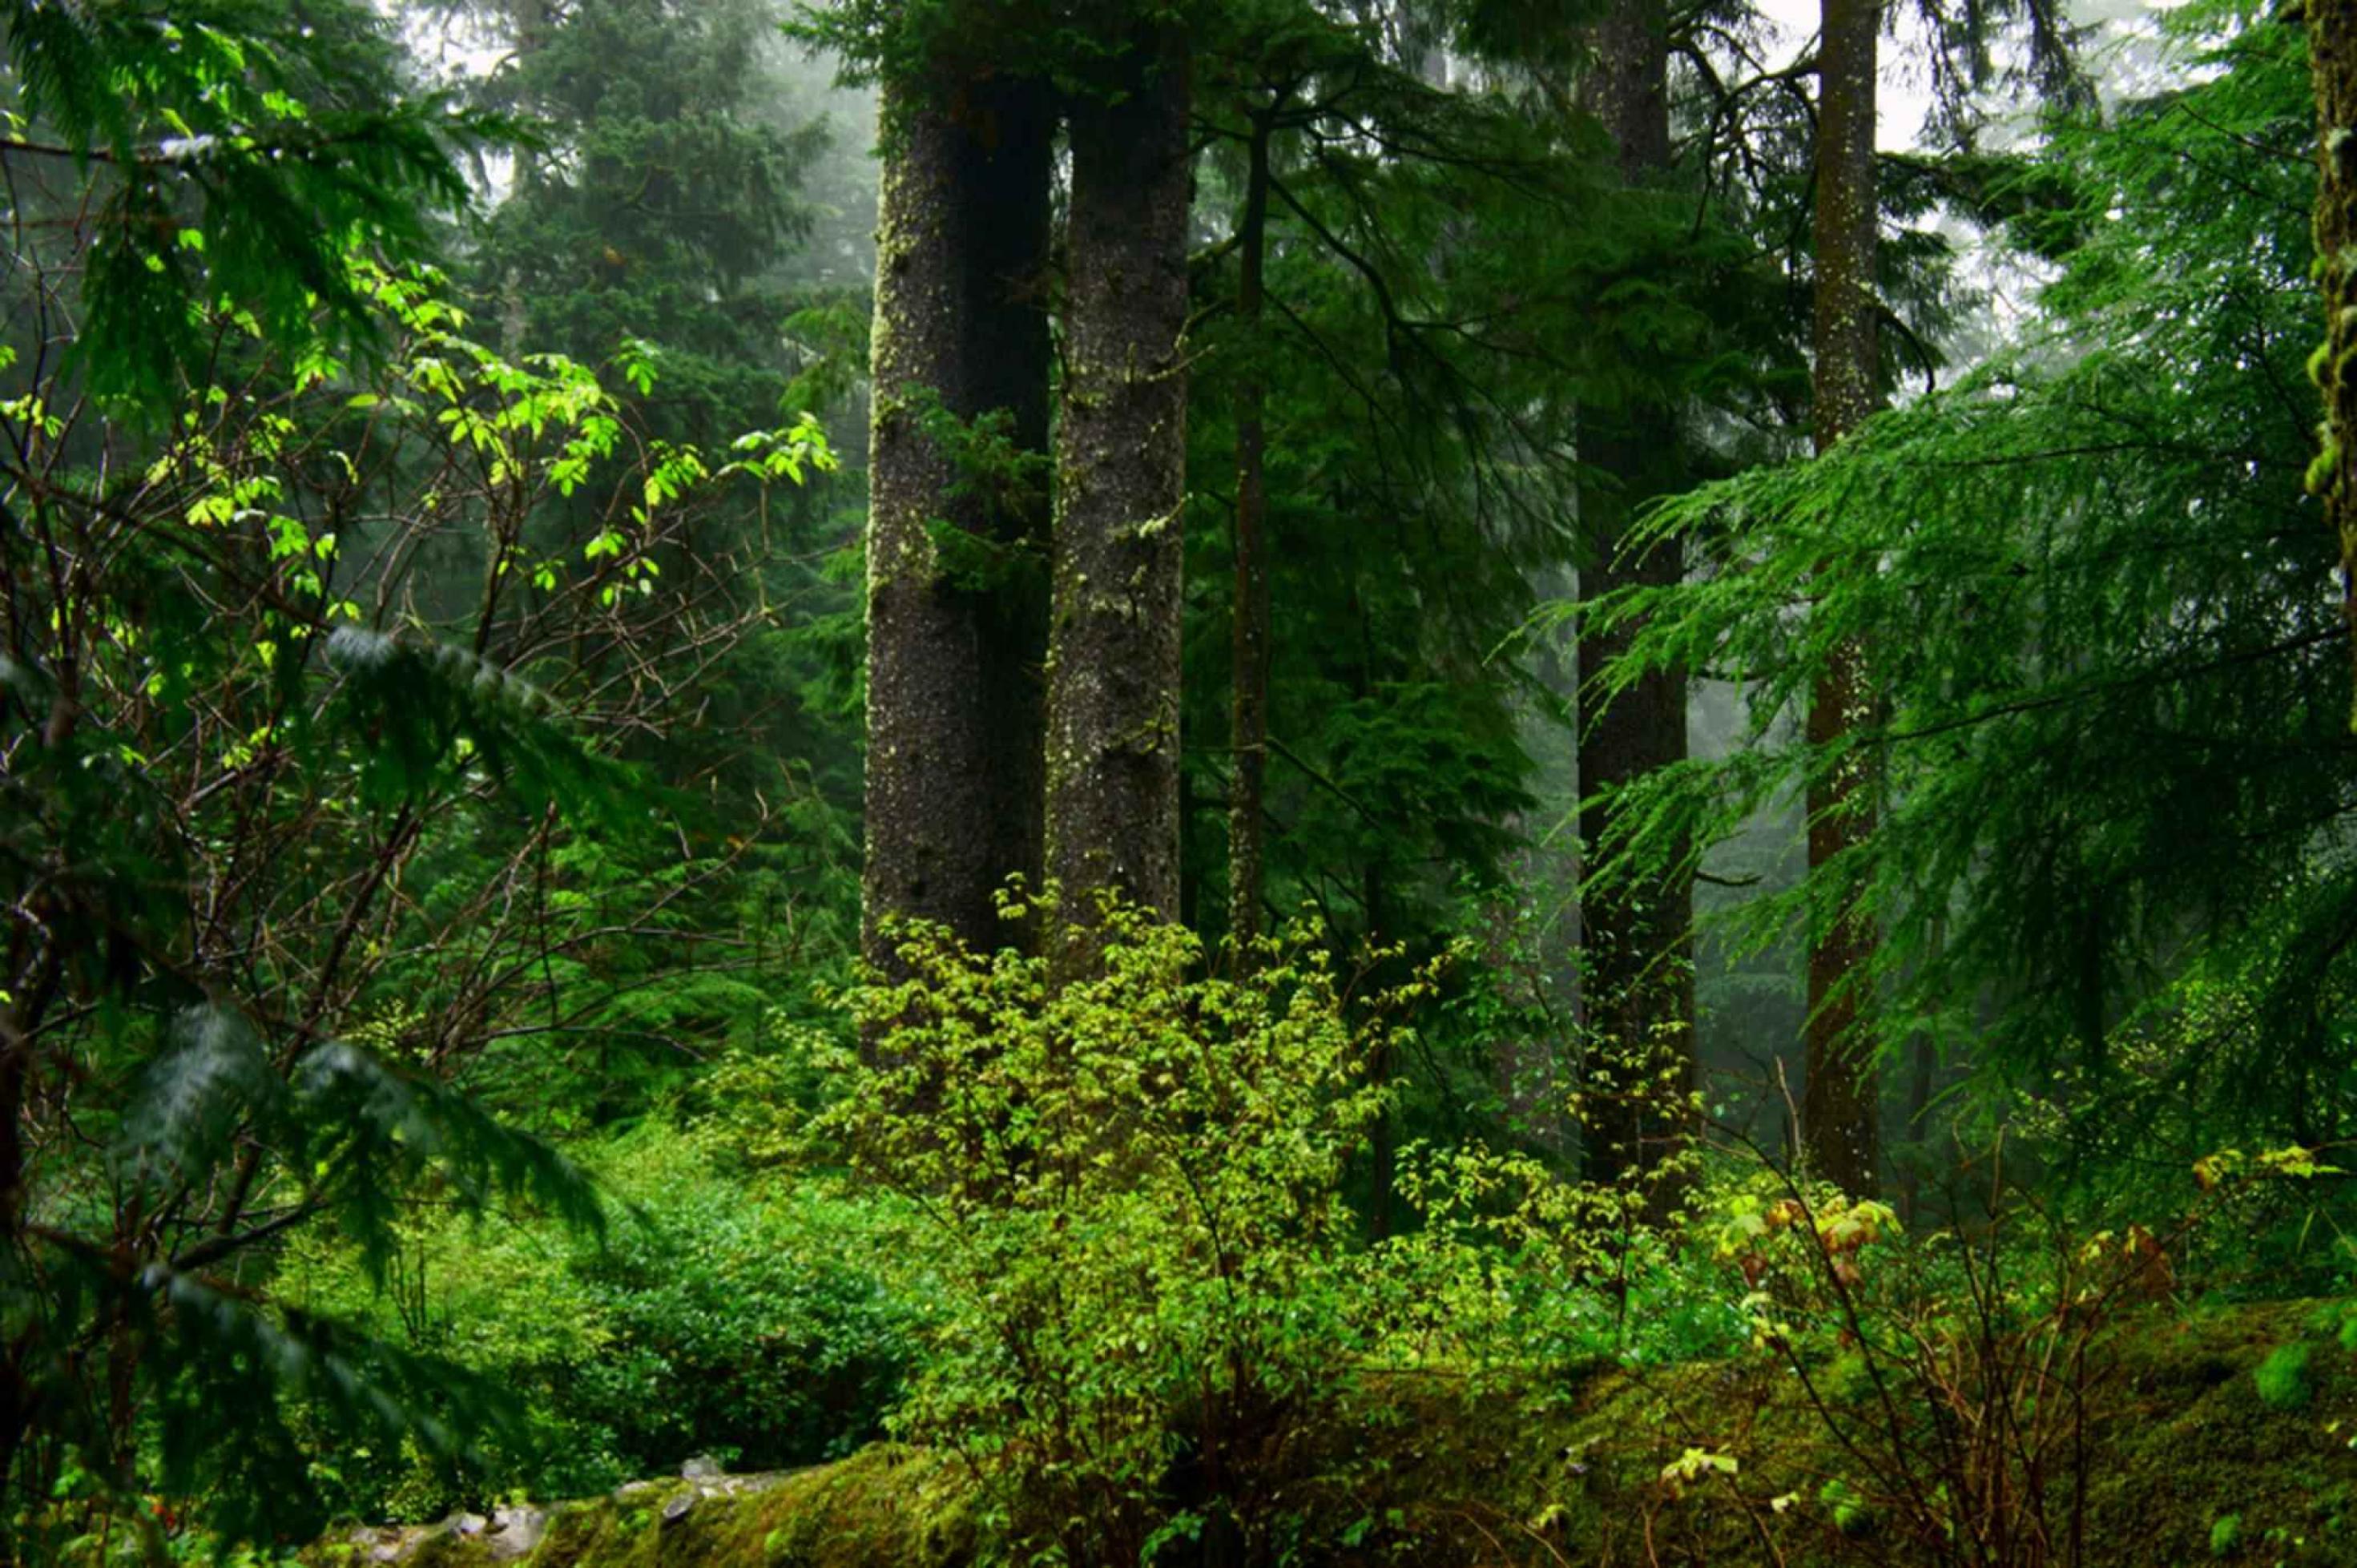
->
(319, 1449), (975, 1568)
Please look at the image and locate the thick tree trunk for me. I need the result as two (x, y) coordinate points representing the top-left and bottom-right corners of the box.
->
(1227, 109), (1275, 961)
(1576, 0), (1695, 1194)
(2311, 0), (2357, 716)
(1802, 0), (1884, 1197)
(862, 73), (1055, 973)
(1045, 29), (1193, 955)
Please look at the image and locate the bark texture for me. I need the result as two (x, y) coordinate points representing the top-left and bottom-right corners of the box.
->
(862, 73), (1055, 973)
(1045, 30), (1194, 951)
(2311, 0), (2357, 719)
(1803, 0), (1884, 1198)
(1576, 0), (1695, 1192)
(1227, 108), (1275, 959)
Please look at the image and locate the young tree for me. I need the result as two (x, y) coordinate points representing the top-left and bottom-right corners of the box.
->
(1045, 22), (1195, 945)
(1590, 0), (2315, 1179)
(0, 0), (828, 1536)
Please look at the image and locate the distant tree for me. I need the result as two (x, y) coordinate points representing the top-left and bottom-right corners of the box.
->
(1227, 73), (1279, 959)
(1574, 0), (1700, 1192)
(1590, 0), (2330, 1179)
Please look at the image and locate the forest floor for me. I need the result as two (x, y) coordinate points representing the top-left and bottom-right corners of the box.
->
(319, 1299), (2357, 1568)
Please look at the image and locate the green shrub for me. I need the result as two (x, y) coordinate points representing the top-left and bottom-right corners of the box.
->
(278, 1123), (924, 1519)
(2211, 1511), (2244, 1558)
(816, 901), (1596, 1566)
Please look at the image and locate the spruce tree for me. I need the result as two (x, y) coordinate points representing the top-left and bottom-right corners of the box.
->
(1228, 91), (1279, 958)
(863, 67), (1056, 969)
(1803, 0), (1887, 1196)
(1045, 20), (1195, 949)
(1575, 0), (1699, 1191)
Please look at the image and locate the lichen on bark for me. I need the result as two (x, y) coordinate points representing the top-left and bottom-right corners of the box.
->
(1042, 23), (1194, 966)
(860, 66), (1055, 976)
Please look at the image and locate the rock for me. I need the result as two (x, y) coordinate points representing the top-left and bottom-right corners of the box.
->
(349, 1525), (419, 1565)
(659, 1491), (696, 1527)
(484, 1506), (549, 1562)
(680, 1454), (723, 1480)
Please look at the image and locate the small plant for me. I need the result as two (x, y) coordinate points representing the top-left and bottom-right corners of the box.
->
(2255, 1342), (2314, 1411)
(2211, 1511), (2243, 1558)
(1820, 1476), (1876, 1538)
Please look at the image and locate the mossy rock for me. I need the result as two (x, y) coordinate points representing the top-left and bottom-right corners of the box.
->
(326, 1451), (974, 1568)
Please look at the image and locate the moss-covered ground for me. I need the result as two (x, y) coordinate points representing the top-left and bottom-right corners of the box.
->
(316, 1301), (2357, 1567)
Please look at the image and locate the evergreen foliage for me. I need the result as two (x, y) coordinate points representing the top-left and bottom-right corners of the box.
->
(1581, 0), (2337, 1165)
(0, 14), (833, 1525)
(0, 0), (500, 405)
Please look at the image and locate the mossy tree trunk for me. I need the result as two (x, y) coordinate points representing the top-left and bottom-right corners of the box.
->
(2311, 0), (2357, 719)
(1045, 27), (1193, 958)
(1228, 103), (1276, 961)
(1802, 0), (1884, 1197)
(862, 71), (1055, 975)
(1575, 0), (1698, 1195)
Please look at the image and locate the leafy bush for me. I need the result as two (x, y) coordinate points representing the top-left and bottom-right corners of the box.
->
(280, 1124), (924, 1519)
(816, 901), (1560, 1565)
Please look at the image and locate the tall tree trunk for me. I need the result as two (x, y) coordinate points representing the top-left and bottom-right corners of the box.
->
(1802, 0), (1884, 1196)
(1045, 28), (1193, 957)
(2311, 0), (2357, 714)
(1228, 106), (1275, 961)
(862, 73), (1055, 975)
(1576, 0), (1696, 1195)
(1365, 859), (1395, 1239)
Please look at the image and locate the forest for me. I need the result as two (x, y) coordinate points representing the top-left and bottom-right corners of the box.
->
(2, 0), (2356, 1561)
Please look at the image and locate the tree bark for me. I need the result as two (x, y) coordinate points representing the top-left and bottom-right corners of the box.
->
(1227, 106), (1275, 961)
(862, 71), (1055, 973)
(1576, 0), (1696, 1194)
(2311, 0), (2357, 718)
(1802, 0), (1884, 1197)
(1045, 28), (1193, 957)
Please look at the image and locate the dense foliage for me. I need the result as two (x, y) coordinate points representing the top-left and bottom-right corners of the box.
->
(5, 0), (2356, 1558)
(1585, 0), (2339, 1175)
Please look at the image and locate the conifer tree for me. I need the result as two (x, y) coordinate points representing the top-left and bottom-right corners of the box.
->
(863, 66), (1056, 967)
(1045, 21), (1195, 949)
(1803, 0), (1887, 1196)
(1228, 89), (1279, 957)
(1575, 0), (1698, 1190)
(2311, 0), (2357, 707)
